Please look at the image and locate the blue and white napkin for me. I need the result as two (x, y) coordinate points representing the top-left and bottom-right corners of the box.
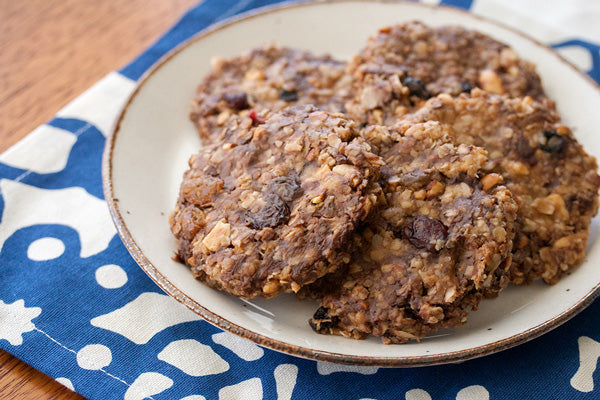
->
(1, 0), (600, 399)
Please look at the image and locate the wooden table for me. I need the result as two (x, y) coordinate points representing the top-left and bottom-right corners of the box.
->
(0, 1), (198, 398)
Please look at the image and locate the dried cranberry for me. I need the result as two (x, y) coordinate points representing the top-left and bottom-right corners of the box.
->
(248, 110), (265, 126)
(403, 77), (431, 99)
(223, 92), (249, 111)
(540, 130), (565, 154)
(279, 88), (298, 102)
(403, 216), (448, 252)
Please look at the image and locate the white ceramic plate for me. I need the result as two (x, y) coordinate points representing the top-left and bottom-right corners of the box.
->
(103, 0), (600, 366)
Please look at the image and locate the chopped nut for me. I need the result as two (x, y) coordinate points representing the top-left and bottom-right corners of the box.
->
(262, 280), (280, 294)
(478, 69), (505, 94)
(444, 287), (457, 302)
(311, 194), (324, 204)
(553, 236), (572, 249)
(505, 160), (529, 176)
(532, 197), (555, 215)
(216, 110), (231, 125)
(481, 173), (504, 192)
(202, 221), (231, 252)
(371, 109), (383, 125)
(244, 68), (265, 81)
(284, 136), (303, 153)
(413, 189), (426, 200)
(492, 226), (507, 242)
(546, 194), (568, 219)
(426, 181), (445, 198)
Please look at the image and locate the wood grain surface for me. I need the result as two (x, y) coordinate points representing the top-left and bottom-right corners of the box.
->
(0, 0), (198, 398)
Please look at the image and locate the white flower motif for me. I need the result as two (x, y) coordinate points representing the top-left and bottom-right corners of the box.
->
(571, 336), (600, 392)
(0, 299), (41, 346)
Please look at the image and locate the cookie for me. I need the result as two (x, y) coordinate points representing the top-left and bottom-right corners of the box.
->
(305, 121), (518, 344)
(346, 21), (547, 125)
(399, 90), (600, 284)
(190, 46), (352, 143)
(170, 106), (383, 299)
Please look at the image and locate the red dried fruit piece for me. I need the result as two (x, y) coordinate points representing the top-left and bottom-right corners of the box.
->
(248, 110), (265, 126)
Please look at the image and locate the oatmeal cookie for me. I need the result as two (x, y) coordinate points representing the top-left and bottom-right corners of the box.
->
(170, 106), (383, 299)
(346, 21), (547, 125)
(305, 121), (518, 344)
(400, 90), (600, 284)
(190, 46), (352, 143)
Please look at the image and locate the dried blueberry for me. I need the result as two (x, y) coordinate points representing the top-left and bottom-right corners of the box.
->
(246, 194), (290, 229)
(279, 88), (298, 102)
(403, 216), (448, 252)
(223, 92), (249, 111)
(461, 82), (473, 93)
(540, 130), (565, 154)
(267, 175), (302, 202)
(403, 77), (430, 99)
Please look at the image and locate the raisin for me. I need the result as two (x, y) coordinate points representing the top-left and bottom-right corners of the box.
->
(267, 175), (302, 202)
(403, 77), (430, 99)
(246, 194), (289, 229)
(396, 170), (438, 187)
(402, 216), (448, 252)
(461, 82), (473, 93)
(223, 92), (249, 111)
(279, 88), (298, 102)
(517, 136), (535, 159)
(540, 130), (565, 154)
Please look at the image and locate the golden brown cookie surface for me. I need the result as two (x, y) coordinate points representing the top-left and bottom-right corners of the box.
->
(171, 106), (383, 299)
(305, 121), (518, 343)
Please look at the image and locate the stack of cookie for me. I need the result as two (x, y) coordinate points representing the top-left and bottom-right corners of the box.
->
(170, 22), (600, 344)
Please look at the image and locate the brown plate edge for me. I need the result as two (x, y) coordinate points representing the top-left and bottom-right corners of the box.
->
(102, 0), (600, 367)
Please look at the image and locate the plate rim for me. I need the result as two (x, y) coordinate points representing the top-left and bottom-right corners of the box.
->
(102, 0), (600, 367)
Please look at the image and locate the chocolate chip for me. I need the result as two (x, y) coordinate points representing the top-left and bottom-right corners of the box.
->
(309, 307), (338, 333)
(246, 194), (290, 229)
(402, 216), (448, 252)
(223, 92), (249, 111)
(403, 77), (430, 99)
(279, 88), (298, 102)
(313, 306), (329, 320)
(461, 82), (473, 93)
(540, 130), (565, 154)
(267, 175), (302, 202)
